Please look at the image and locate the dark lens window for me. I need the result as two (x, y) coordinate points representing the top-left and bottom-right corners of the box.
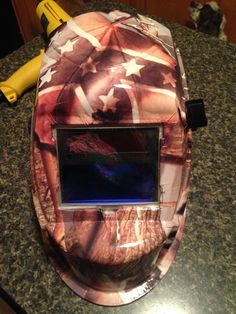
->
(56, 126), (159, 205)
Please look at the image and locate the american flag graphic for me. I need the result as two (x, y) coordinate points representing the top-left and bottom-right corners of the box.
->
(35, 11), (184, 148)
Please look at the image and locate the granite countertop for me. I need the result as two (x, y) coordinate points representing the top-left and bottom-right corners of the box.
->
(0, 1), (235, 313)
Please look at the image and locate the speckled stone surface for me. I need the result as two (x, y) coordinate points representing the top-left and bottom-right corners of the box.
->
(0, 1), (236, 313)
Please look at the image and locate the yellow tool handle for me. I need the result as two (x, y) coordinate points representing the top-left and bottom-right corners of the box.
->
(0, 50), (44, 104)
(36, 0), (71, 37)
(0, 1), (71, 105)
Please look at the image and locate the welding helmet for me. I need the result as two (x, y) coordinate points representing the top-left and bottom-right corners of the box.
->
(31, 10), (206, 306)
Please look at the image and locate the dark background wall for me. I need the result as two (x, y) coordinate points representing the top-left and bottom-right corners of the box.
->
(0, 1), (23, 59)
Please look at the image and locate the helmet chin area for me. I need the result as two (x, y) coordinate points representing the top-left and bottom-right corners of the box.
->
(31, 10), (194, 306)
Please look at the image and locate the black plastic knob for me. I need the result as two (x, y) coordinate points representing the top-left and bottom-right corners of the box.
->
(186, 99), (207, 131)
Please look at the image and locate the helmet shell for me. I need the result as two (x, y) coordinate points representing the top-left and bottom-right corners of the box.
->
(31, 10), (192, 306)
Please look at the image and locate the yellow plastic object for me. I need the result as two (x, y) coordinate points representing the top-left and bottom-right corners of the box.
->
(0, 50), (44, 104)
(36, 0), (71, 37)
